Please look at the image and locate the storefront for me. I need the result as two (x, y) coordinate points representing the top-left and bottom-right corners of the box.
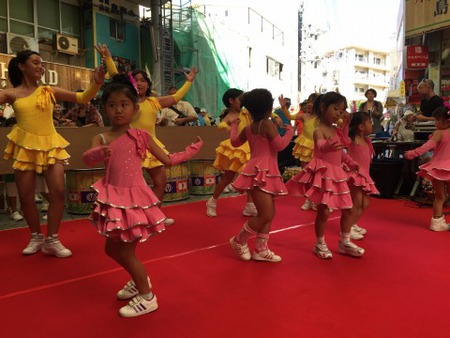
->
(405, 0), (450, 105)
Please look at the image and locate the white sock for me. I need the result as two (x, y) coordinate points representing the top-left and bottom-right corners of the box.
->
(140, 292), (154, 301)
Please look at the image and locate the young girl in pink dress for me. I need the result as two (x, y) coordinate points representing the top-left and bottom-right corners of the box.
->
(228, 88), (293, 262)
(286, 92), (365, 259)
(405, 105), (450, 231)
(343, 112), (379, 240)
(82, 74), (202, 318)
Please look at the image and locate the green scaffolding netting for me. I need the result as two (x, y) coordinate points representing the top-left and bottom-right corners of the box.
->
(171, 9), (241, 117)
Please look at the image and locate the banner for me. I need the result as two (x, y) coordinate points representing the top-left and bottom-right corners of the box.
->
(405, 45), (429, 68)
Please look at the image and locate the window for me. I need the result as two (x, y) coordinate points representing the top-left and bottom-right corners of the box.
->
(0, 0), (81, 40)
(355, 87), (365, 93)
(10, 0), (34, 36)
(248, 47), (252, 68)
(373, 57), (382, 65)
(266, 57), (283, 79)
(356, 54), (365, 62)
(110, 18), (124, 41)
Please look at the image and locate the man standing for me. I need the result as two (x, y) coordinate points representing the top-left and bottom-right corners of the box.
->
(417, 79), (444, 122)
(159, 86), (199, 126)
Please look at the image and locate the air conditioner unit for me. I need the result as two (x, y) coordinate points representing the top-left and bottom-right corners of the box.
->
(6, 33), (39, 55)
(55, 34), (78, 55)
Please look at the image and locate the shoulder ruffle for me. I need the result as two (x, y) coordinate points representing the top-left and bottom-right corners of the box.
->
(36, 86), (56, 111)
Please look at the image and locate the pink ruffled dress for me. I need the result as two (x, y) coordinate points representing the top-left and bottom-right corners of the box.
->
(90, 129), (166, 242)
(346, 138), (379, 195)
(231, 125), (288, 196)
(417, 130), (450, 181)
(286, 131), (353, 210)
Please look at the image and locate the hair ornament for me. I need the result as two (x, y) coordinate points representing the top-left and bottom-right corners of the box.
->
(127, 72), (138, 95)
(444, 101), (450, 115)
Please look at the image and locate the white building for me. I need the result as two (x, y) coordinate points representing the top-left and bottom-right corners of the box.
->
(193, 1), (299, 101)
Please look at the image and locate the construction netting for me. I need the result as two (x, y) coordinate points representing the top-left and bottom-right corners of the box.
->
(171, 7), (243, 117)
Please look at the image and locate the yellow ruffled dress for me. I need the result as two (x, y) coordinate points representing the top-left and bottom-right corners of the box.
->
(3, 86), (70, 173)
(213, 109), (251, 173)
(131, 97), (169, 169)
(292, 116), (318, 163)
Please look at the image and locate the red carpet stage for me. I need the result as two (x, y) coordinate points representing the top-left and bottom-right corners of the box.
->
(1, 195), (449, 337)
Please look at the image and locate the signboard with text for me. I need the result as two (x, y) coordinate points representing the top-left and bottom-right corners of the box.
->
(405, 45), (429, 69)
(406, 0), (450, 37)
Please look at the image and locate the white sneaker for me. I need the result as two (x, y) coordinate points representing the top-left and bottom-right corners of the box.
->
(229, 237), (251, 261)
(10, 210), (24, 221)
(252, 249), (282, 262)
(352, 224), (367, 235)
(301, 199), (312, 210)
(429, 216), (450, 232)
(350, 228), (364, 240)
(22, 233), (45, 255)
(163, 218), (175, 226)
(338, 240), (365, 257)
(41, 202), (49, 212)
(117, 277), (151, 300)
(119, 295), (158, 318)
(313, 242), (333, 259)
(206, 198), (217, 217)
(242, 203), (257, 217)
(42, 214), (48, 221)
(41, 236), (72, 258)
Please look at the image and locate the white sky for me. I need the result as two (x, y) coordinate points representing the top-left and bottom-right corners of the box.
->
(302, 0), (402, 50)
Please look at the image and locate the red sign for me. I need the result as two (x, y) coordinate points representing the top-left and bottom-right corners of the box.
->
(406, 45), (429, 69)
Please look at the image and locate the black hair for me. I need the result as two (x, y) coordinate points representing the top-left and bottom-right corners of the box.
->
(365, 88), (377, 97)
(240, 88), (273, 122)
(194, 106), (201, 114)
(8, 50), (40, 87)
(313, 91), (346, 120)
(348, 111), (371, 140)
(308, 92), (319, 103)
(131, 69), (152, 96)
(219, 108), (230, 121)
(222, 88), (243, 108)
(432, 105), (450, 120)
(101, 73), (138, 104)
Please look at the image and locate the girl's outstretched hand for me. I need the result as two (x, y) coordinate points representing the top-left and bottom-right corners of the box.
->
(94, 43), (112, 58)
(194, 136), (203, 145)
(184, 67), (198, 82)
(278, 94), (287, 109)
(93, 66), (106, 85)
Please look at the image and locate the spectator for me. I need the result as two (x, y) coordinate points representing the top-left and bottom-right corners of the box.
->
(358, 88), (384, 133)
(63, 94), (104, 127)
(417, 79), (444, 122)
(159, 86), (198, 126)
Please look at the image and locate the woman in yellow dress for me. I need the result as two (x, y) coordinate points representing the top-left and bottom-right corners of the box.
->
(206, 88), (256, 217)
(1, 50), (105, 257)
(96, 44), (197, 226)
(289, 92), (319, 210)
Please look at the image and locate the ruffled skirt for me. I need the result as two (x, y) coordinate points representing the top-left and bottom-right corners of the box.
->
(345, 167), (380, 195)
(286, 159), (352, 210)
(292, 134), (314, 163)
(3, 126), (70, 173)
(90, 179), (166, 242)
(232, 165), (288, 196)
(142, 137), (169, 169)
(417, 160), (450, 182)
(213, 139), (250, 173)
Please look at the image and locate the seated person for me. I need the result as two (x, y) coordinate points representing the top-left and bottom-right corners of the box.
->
(392, 110), (416, 142)
(63, 95), (104, 127)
